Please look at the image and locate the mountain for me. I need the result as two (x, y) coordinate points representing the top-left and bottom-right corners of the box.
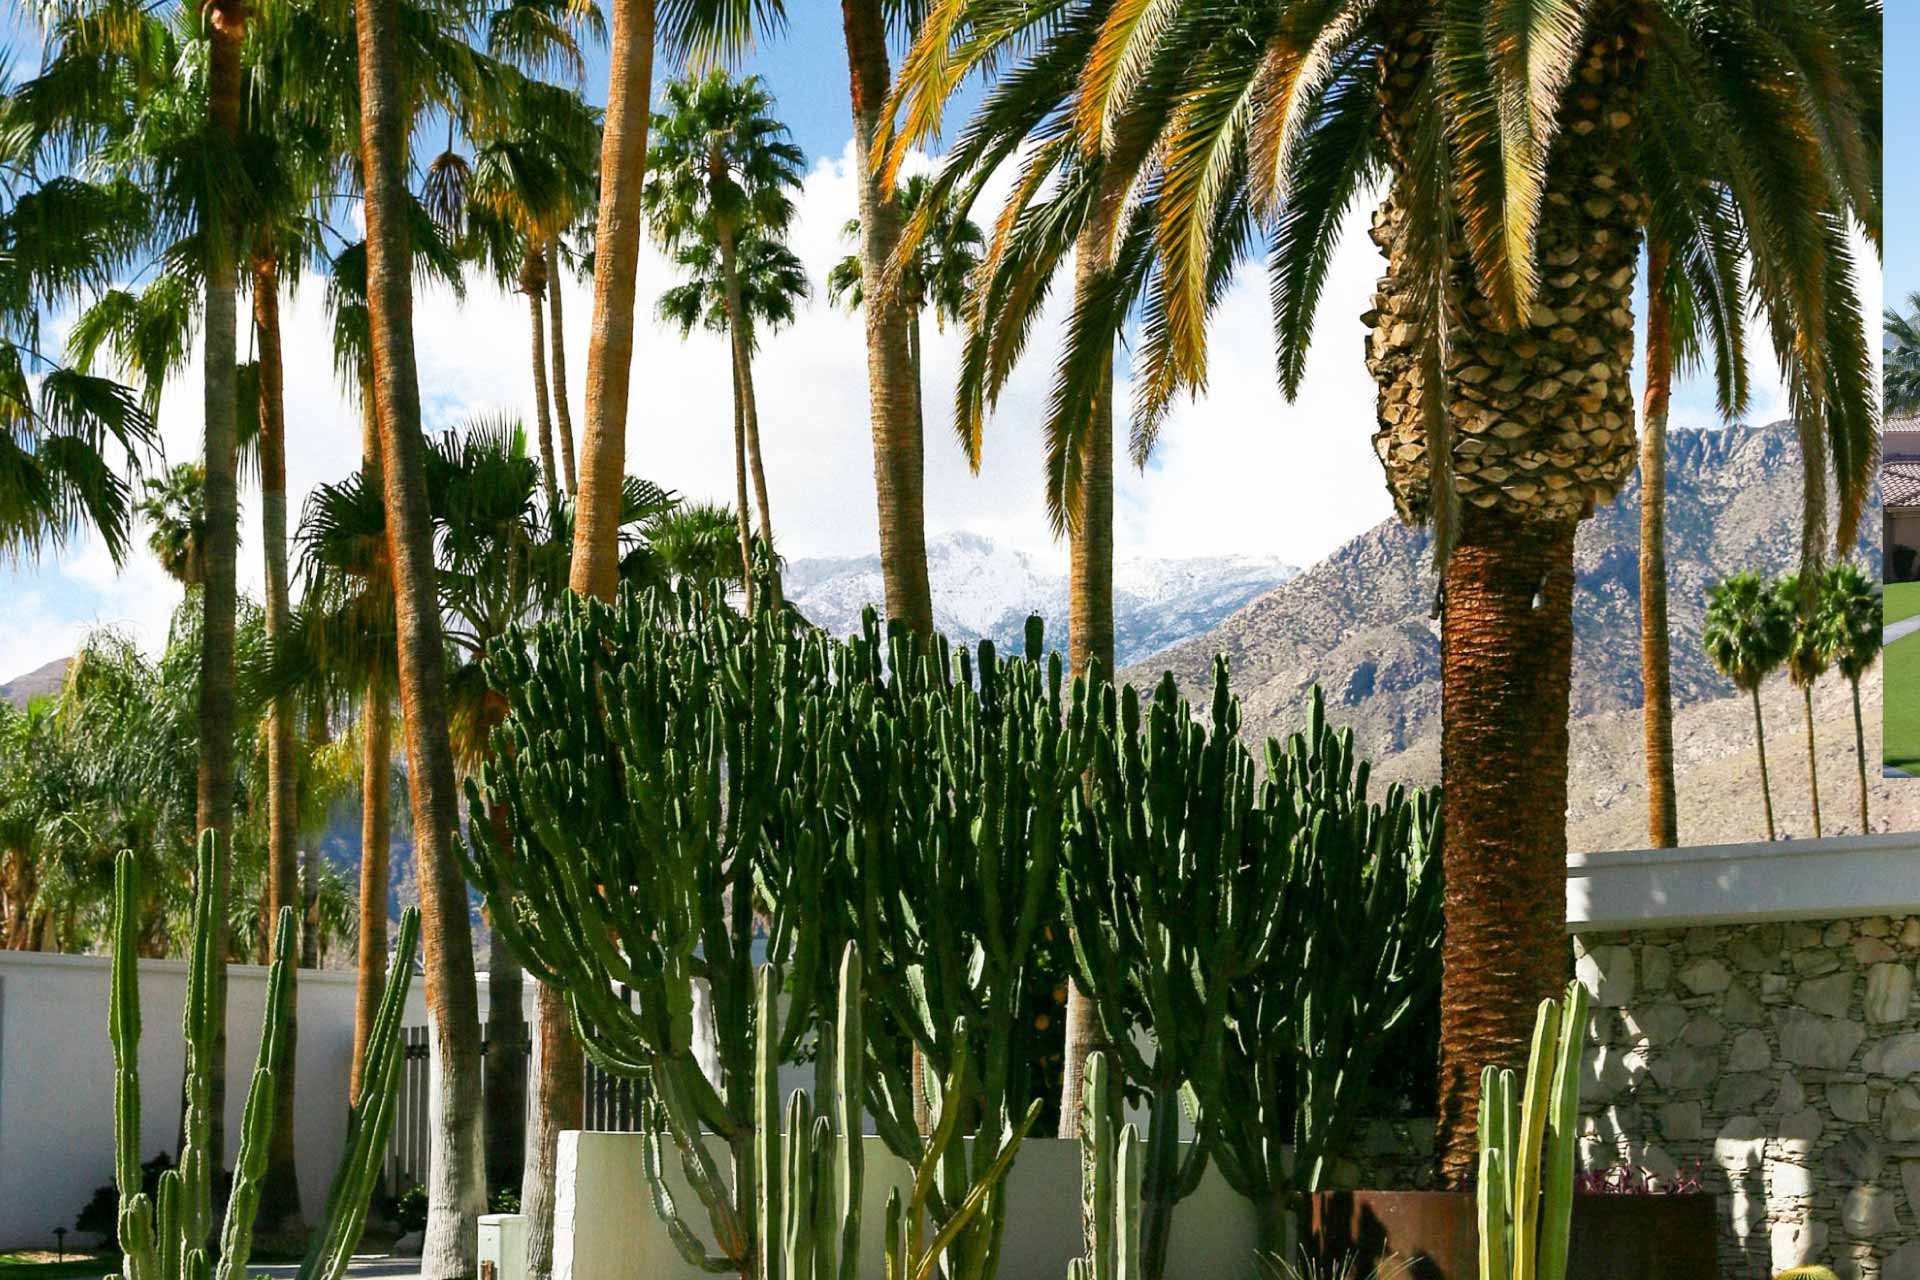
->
(1, 657), (69, 710)
(785, 531), (1298, 667)
(1118, 421), (1915, 851)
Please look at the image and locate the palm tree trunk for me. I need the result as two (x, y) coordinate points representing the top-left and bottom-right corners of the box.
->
(728, 342), (756, 614)
(841, 0), (933, 636)
(1851, 674), (1869, 831)
(546, 252), (578, 497)
(570, 0), (656, 598)
(520, 982), (582, 1280)
(1752, 686), (1778, 841)
(1638, 241), (1678, 848)
(1432, 511), (1578, 1185)
(252, 252), (307, 1243)
(351, 380), (393, 1105)
(719, 231), (781, 613)
(524, 248), (560, 511)
(1802, 682), (1822, 837)
(194, 0), (248, 1181)
(354, 0), (488, 1271)
(482, 799), (527, 1198)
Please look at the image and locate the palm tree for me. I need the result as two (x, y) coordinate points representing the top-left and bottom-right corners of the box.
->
(138, 464), (212, 587)
(891, 0), (1879, 1170)
(657, 229), (808, 605)
(1778, 573), (1837, 838)
(1824, 561), (1881, 832)
(1887, 294), (1920, 417)
(827, 172), (983, 483)
(566, 1), (784, 599)
(643, 70), (804, 615)
(352, 0), (487, 1271)
(1705, 572), (1793, 843)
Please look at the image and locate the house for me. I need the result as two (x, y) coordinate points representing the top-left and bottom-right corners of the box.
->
(1885, 412), (1920, 580)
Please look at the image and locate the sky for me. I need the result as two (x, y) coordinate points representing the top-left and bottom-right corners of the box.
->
(0, 9), (1887, 681)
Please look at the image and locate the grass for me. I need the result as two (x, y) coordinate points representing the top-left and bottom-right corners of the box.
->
(0, 1254), (118, 1280)
(1883, 630), (1920, 774)
(1885, 581), (1920, 626)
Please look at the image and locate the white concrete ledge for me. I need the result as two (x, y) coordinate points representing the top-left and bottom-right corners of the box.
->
(1568, 832), (1920, 932)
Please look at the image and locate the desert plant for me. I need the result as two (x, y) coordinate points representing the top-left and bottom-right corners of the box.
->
(1473, 982), (1588, 1280)
(1066, 1053), (1139, 1280)
(107, 833), (419, 1280)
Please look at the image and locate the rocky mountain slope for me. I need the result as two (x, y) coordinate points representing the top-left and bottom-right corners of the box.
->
(1, 657), (69, 710)
(785, 531), (1296, 667)
(1120, 422), (1908, 851)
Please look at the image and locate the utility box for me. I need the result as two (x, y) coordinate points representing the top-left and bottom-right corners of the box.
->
(479, 1213), (528, 1280)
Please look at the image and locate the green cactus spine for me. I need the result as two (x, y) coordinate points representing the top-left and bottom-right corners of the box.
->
(1070, 1054), (1139, 1280)
(109, 835), (420, 1280)
(1475, 980), (1589, 1280)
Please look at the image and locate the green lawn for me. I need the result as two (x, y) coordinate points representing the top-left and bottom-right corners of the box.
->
(1883, 631), (1920, 773)
(0, 1255), (118, 1280)
(1885, 581), (1920, 626)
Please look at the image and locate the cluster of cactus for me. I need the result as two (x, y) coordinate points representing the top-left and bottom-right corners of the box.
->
(463, 580), (1441, 1280)
(109, 833), (419, 1280)
(1067, 1054), (1139, 1280)
(1474, 981), (1588, 1280)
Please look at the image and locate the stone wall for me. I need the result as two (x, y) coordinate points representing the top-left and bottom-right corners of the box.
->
(1573, 917), (1920, 1280)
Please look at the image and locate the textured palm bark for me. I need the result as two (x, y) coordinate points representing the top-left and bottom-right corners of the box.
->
(1751, 688), (1777, 840)
(728, 348), (756, 614)
(546, 255), (578, 496)
(1850, 677), (1869, 831)
(842, 0), (933, 636)
(1367, 6), (1648, 1184)
(520, 981), (582, 1280)
(523, 247), (559, 510)
(569, 0), (655, 598)
(720, 230), (782, 613)
(252, 254), (306, 1243)
(1638, 242), (1677, 848)
(355, 0), (487, 1269)
(351, 383), (392, 1106)
(194, 0), (248, 1179)
(1801, 685), (1822, 837)
(483, 798), (527, 1197)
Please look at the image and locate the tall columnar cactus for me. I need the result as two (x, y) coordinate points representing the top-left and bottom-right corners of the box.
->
(1475, 981), (1588, 1280)
(1067, 1054), (1139, 1280)
(109, 836), (419, 1280)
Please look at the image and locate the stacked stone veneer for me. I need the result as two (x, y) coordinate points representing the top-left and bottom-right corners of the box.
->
(1573, 917), (1920, 1280)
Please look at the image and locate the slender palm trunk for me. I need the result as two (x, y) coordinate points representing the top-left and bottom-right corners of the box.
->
(728, 345), (756, 614)
(253, 253), (306, 1242)
(569, 0), (656, 598)
(842, 0), (933, 636)
(194, 0), (248, 1180)
(302, 711), (329, 969)
(524, 247), (559, 510)
(351, 383), (393, 1105)
(482, 797), (526, 1198)
(1851, 675), (1869, 831)
(1752, 686), (1777, 841)
(520, 981), (582, 1280)
(354, 0), (487, 1271)
(1802, 682), (1822, 837)
(719, 231), (781, 613)
(547, 253), (578, 497)
(1638, 241), (1678, 848)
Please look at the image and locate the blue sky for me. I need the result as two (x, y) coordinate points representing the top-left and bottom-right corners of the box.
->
(0, 11), (1889, 682)
(1889, 4), (1916, 306)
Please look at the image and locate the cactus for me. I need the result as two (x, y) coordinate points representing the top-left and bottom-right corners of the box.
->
(1067, 1054), (1139, 1280)
(108, 834), (420, 1280)
(1474, 981), (1589, 1280)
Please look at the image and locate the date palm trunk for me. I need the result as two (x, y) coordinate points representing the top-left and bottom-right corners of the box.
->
(524, 248), (559, 511)
(253, 252), (306, 1243)
(1367, 8), (1646, 1183)
(719, 229), (781, 613)
(546, 253), (578, 496)
(1750, 686), (1778, 840)
(354, 0), (488, 1270)
(841, 0), (933, 636)
(569, 0), (655, 598)
(1638, 241), (1678, 848)
(351, 381), (393, 1104)
(193, 0), (249, 1181)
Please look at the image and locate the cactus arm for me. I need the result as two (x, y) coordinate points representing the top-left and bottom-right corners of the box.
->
(1511, 999), (1562, 1280)
(756, 968), (783, 1280)
(109, 854), (160, 1280)
(1116, 1126), (1141, 1280)
(834, 946), (864, 1280)
(909, 1099), (1041, 1280)
(1537, 981), (1589, 1280)
(178, 833), (221, 1253)
(781, 1092), (814, 1280)
(216, 906), (298, 1280)
(636, 1103), (735, 1274)
(1479, 1146), (1510, 1280)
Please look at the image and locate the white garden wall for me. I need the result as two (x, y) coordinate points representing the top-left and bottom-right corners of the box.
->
(0, 951), (526, 1251)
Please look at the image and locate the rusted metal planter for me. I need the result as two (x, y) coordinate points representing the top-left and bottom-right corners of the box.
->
(1306, 1191), (1718, 1280)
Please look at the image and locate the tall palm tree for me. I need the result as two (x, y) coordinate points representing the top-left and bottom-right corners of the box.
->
(1824, 561), (1881, 832)
(566, 0), (785, 599)
(892, 0), (1879, 1172)
(138, 464), (212, 587)
(1778, 572), (1837, 837)
(643, 70), (804, 615)
(1886, 294), (1920, 418)
(1705, 572), (1792, 843)
(657, 231), (808, 604)
(352, 0), (487, 1271)
(827, 172), (983, 482)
